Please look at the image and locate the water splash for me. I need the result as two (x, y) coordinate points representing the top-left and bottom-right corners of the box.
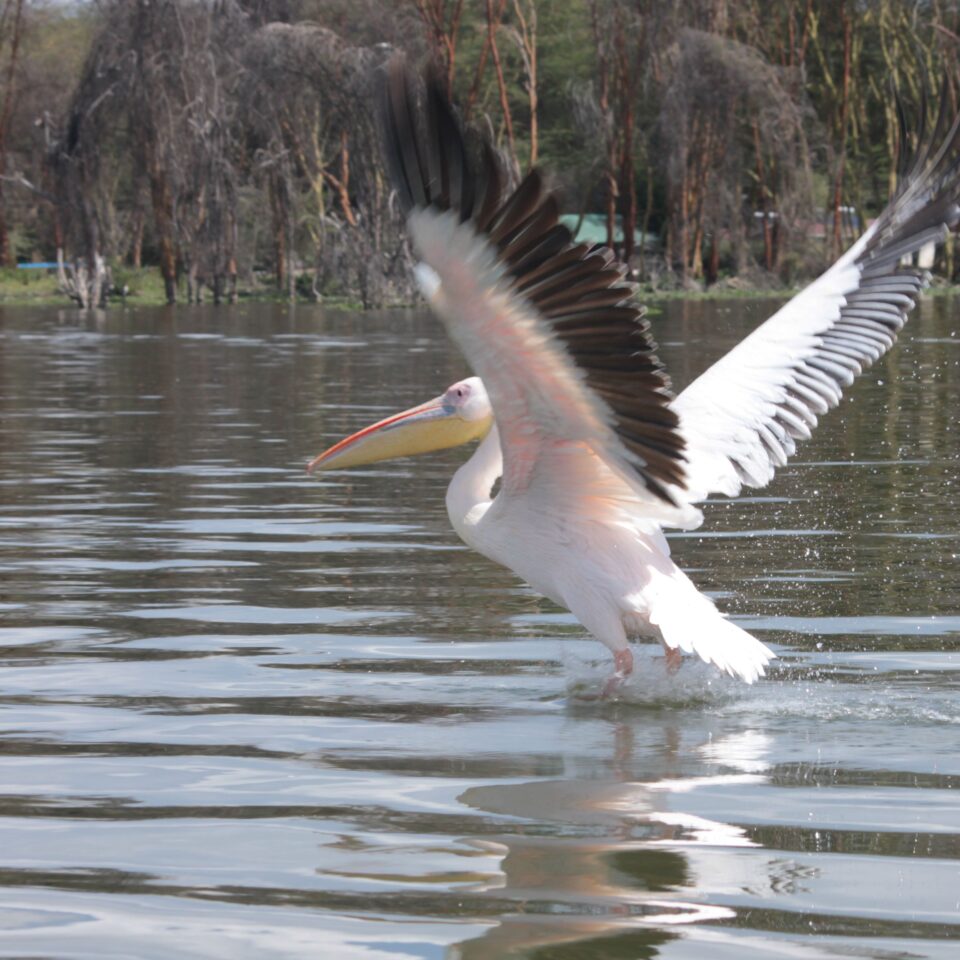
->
(559, 644), (751, 707)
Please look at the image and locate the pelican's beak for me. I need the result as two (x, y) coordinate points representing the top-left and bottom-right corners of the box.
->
(307, 394), (490, 473)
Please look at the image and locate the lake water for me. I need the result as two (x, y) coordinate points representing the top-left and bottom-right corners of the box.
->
(0, 299), (957, 959)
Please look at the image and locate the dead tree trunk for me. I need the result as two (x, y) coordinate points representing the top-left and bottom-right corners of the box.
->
(614, 15), (638, 264)
(589, 0), (618, 253)
(831, 7), (852, 260)
(486, 0), (519, 177)
(413, 0), (465, 96)
(0, 0), (25, 267)
(149, 165), (178, 304)
(510, 0), (538, 167)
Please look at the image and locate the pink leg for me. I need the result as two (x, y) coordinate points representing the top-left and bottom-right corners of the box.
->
(602, 647), (634, 698)
(564, 602), (634, 699)
(662, 642), (682, 674)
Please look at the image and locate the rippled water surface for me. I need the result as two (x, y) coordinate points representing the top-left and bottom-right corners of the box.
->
(0, 300), (958, 958)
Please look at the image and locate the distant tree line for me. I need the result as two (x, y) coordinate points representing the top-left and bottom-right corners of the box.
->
(0, 0), (958, 307)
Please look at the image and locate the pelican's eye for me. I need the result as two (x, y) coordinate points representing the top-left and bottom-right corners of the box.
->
(444, 378), (489, 423)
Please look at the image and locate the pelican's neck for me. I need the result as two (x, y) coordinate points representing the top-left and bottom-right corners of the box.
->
(446, 423), (502, 543)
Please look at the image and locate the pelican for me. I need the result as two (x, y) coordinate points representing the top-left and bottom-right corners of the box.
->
(309, 62), (960, 690)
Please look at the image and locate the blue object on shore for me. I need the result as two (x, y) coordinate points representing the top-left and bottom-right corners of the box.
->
(16, 262), (59, 269)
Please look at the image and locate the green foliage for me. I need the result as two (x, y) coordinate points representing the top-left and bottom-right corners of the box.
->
(2, 0), (959, 305)
(0, 267), (61, 302)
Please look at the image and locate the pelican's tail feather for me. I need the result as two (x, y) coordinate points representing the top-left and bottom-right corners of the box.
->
(647, 577), (774, 683)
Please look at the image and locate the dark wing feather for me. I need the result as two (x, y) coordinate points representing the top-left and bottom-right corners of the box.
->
(382, 59), (686, 503)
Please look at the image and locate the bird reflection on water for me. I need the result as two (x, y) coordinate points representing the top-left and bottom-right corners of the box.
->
(319, 719), (774, 959)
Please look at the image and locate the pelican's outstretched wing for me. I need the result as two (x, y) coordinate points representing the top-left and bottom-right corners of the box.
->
(382, 62), (695, 526)
(673, 87), (960, 502)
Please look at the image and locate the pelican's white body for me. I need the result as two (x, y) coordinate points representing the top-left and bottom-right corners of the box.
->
(405, 209), (775, 682)
(444, 422), (772, 681)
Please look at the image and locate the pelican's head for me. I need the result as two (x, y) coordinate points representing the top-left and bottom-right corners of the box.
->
(308, 376), (493, 473)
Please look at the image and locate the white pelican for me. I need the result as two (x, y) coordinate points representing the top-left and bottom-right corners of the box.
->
(309, 62), (960, 690)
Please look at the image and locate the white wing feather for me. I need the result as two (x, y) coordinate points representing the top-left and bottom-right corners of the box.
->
(672, 235), (872, 501)
(672, 92), (960, 504)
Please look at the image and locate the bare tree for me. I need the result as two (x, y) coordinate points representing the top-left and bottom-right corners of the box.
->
(411, 0), (464, 95)
(654, 28), (812, 283)
(507, 0), (537, 167)
(0, 0), (24, 267)
(485, 0), (519, 178)
(51, 0), (245, 305)
(241, 21), (411, 306)
(587, 0), (619, 251)
(47, 15), (124, 307)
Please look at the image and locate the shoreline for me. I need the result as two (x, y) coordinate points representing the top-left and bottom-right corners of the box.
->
(2, 273), (958, 310)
